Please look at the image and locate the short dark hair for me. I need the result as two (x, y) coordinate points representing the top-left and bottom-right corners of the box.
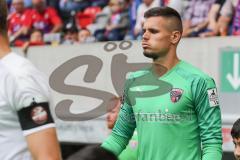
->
(0, 0), (8, 37)
(67, 145), (118, 160)
(231, 118), (240, 139)
(144, 7), (183, 33)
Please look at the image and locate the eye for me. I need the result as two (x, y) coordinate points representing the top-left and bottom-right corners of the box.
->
(142, 29), (146, 33)
(149, 28), (159, 34)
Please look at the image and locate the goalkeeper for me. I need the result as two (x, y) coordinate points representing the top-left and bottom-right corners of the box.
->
(102, 7), (222, 160)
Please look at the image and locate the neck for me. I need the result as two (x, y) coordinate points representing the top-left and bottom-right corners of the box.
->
(152, 48), (179, 76)
(18, 10), (24, 14)
(37, 6), (45, 13)
(0, 36), (11, 59)
(39, 9), (44, 13)
(145, 1), (153, 7)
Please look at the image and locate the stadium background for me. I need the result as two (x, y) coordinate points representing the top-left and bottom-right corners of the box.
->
(13, 38), (238, 160)
(8, 0), (240, 159)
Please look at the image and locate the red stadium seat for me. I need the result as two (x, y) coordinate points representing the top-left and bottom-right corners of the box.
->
(83, 6), (102, 20)
(76, 7), (102, 29)
(75, 12), (95, 29)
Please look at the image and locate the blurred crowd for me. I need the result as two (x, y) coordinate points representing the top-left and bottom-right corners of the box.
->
(6, 0), (240, 49)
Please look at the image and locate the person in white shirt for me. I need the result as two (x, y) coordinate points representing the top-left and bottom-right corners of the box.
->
(218, 0), (238, 36)
(0, 0), (61, 159)
(134, 0), (160, 39)
(168, 0), (191, 18)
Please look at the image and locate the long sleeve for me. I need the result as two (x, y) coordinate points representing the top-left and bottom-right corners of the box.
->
(192, 77), (222, 160)
(102, 78), (136, 156)
(101, 102), (136, 155)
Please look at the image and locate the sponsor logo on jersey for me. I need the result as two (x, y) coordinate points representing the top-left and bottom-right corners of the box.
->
(170, 88), (183, 103)
(207, 88), (219, 107)
(31, 106), (48, 124)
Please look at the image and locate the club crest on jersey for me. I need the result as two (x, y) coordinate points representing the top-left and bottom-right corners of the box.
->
(31, 106), (48, 124)
(170, 88), (183, 103)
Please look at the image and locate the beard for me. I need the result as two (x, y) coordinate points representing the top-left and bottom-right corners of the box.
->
(143, 48), (168, 60)
(143, 51), (160, 60)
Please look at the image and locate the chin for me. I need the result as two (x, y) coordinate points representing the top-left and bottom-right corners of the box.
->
(143, 51), (159, 59)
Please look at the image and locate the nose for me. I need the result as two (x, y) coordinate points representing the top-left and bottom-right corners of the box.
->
(142, 31), (150, 40)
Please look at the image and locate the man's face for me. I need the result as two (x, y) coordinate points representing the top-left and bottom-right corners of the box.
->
(234, 138), (240, 160)
(30, 31), (43, 42)
(142, 16), (172, 60)
(32, 0), (45, 11)
(12, 0), (24, 13)
(78, 30), (90, 43)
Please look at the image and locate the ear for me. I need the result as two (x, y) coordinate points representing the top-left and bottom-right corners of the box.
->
(170, 31), (181, 45)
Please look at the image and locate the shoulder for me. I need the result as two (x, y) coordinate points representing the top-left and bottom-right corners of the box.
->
(1, 53), (48, 88)
(30, 9), (38, 15)
(8, 12), (17, 19)
(123, 69), (150, 90)
(176, 61), (213, 82)
(0, 62), (19, 104)
(2, 53), (37, 76)
(1, 53), (49, 108)
(127, 68), (150, 80)
(177, 62), (217, 93)
(46, 7), (58, 14)
(0, 63), (14, 85)
(23, 9), (33, 15)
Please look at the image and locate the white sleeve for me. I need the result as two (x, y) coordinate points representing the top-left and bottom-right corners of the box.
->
(12, 71), (50, 111)
(220, 0), (234, 17)
(6, 67), (55, 136)
(168, 0), (183, 15)
(2, 71), (18, 108)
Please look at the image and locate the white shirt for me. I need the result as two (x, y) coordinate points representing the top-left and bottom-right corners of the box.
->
(220, 0), (238, 17)
(0, 53), (54, 160)
(134, 0), (160, 32)
(168, 0), (191, 17)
